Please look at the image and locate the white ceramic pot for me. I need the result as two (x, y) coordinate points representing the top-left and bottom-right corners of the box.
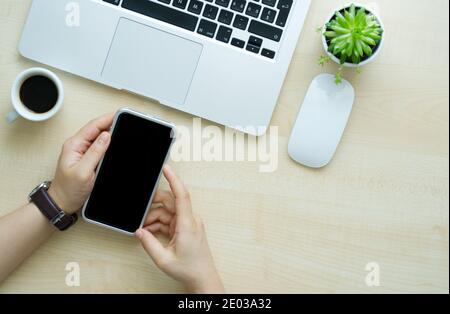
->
(321, 3), (385, 68)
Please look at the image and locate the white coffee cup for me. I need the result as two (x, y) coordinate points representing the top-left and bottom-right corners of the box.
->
(7, 67), (64, 123)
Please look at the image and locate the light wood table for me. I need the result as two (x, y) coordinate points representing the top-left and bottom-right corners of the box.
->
(0, 0), (448, 293)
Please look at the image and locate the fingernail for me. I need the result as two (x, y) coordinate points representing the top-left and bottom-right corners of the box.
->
(98, 132), (110, 145)
(135, 229), (143, 239)
(164, 165), (172, 175)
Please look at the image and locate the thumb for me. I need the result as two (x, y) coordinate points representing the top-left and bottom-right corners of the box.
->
(136, 228), (169, 267)
(79, 132), (111, 174)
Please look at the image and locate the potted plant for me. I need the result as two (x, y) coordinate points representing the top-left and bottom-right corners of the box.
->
(318, 3), (385, 84)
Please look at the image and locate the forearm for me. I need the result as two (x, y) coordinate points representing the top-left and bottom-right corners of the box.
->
(188, 275), (225, 294)
(187, 266), (225, 294)
(0, 203), (54, 283)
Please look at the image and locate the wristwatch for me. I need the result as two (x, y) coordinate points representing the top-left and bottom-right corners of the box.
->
(28, 181), (78, 231)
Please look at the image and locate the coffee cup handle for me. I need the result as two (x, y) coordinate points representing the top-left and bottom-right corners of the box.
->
(6, 110), (19, 124)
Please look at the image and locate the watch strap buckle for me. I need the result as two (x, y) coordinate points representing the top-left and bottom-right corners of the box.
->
(50, 211), (66, 225)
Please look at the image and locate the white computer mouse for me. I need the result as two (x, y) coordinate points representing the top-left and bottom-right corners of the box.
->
(288, 74), (355, 168)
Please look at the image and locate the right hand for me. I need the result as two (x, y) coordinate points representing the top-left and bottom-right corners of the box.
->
(135, 165), (224, 293)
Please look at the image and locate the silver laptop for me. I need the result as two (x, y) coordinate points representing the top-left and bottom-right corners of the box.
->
(19, 0), (310, 136)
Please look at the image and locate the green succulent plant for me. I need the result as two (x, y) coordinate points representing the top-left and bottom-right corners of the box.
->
(319, 4), (383, 84)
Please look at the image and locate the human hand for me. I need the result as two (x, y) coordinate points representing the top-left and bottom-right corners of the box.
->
(136, 165), (224, 294)
(48, 113), (114, 214)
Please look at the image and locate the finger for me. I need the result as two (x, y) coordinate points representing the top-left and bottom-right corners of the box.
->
(150, 203), (163, 210)
(145, 207), (173, 225)
(144, 223), (170, 236)
(60, 136), (85, 167)
(169, 218), (176, 237)
(152, 190), (175, 213)
(162, 165), (189, 200)
(74, 112), (115, 143)
(136, 228), (169, 267)
(162, 165), (193, 223)
(61, 113), (115, 160)
(78, 132), (111, 175)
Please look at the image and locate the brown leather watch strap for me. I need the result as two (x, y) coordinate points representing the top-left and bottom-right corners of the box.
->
(30, 183), (78, 231)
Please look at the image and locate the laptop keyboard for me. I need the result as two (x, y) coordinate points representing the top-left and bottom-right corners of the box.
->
(103, 0), (294, 59)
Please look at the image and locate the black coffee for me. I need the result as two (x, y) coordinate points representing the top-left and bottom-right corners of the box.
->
(19, 75), (58, 114)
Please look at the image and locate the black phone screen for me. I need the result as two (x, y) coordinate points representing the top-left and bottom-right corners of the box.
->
(83, 111), (173, 233)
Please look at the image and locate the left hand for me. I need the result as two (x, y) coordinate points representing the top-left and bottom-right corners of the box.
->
(48, 113), (114, 214)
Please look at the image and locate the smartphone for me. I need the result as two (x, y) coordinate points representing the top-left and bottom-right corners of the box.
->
(82, 108), (175, 235)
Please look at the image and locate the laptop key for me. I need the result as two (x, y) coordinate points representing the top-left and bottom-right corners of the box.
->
(248, 35), (263, 47)
(261, 7), (276, 23)
(122, 0), (199, 32)
(276, 0), (292, 27)
(230, 0), (246, 13)
(197, 19), (218, 38)
(173, 0), (188, 9)
(261, 48), (275, 59)
(277, 0), (292, 10)
(231, 38), (245, 48)
(262, 0), (276, 7)
(188, 0), (204, 14)
(233, 14), (249, 30)
(203, 4), (219, 20)
(158, 0), (172, 4)
(103, 0), (120, 5)
(216, 0), (231, 7)
(248, 20), (282, 42)
(246, 43), (260, 54)
(218, 9), (234, 25)
(216, 25), (233, 43)
(245, 2), (261, 18)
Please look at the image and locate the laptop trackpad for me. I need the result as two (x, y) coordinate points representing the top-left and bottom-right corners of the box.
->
(102, 18), (202, 105)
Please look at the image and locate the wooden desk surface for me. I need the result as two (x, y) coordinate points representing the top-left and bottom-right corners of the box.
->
(0, 0), (448, 293)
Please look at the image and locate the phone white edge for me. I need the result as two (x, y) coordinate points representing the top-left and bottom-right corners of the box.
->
(81, 107), (176, 236)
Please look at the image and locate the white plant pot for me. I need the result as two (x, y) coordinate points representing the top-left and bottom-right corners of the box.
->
(321, 3), (385, 68)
